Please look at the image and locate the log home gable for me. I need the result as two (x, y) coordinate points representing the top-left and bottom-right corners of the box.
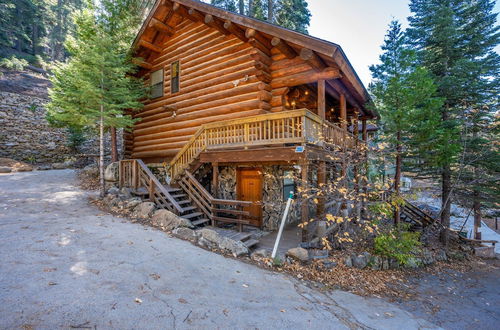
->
(127, 0), (376, 164)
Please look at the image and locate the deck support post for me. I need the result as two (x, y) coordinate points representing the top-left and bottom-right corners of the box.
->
(353, 110), (360, 220)
(318, 79), (325, 119)
(212, 162), (219, 197)
(361, 119), (368, 217)
(301, 161), (309, 242)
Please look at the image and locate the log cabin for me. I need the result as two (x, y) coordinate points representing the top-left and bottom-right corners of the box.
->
(120, 0), (377, 239)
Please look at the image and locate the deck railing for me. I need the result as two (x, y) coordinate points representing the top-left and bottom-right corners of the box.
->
(168, 109), (362, 182)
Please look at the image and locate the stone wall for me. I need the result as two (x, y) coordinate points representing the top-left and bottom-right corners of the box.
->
(215, 165), (301, 231)
(0, 91), (123, 165)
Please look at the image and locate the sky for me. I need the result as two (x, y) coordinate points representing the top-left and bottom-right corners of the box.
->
(306, 0), (500, 86)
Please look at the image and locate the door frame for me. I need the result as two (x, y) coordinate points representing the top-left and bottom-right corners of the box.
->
(236, 167), (263, 227)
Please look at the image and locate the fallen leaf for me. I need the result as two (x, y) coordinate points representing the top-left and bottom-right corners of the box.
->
(178, 298), (187, 304)
(135, 298), (142, 304)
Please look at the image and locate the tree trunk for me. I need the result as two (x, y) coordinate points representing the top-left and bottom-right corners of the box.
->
(440, 165), (452, 244)
(393, 130), (402, 225)
(268, 0), (273, 22)
(473, 190), (482, 240)
(248, 0), (254, 17)
(32, 23), (38, 56)
(239, 0), (245, 15)
(110, 127), (118, 162)
(99, 108), (105, 198)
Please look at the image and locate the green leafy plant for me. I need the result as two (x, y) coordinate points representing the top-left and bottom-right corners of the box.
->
(0, 56), (29, 71)
(374, 223), (421, 265)
(66, 127), (86, 152)
(28, 104), (38, 113)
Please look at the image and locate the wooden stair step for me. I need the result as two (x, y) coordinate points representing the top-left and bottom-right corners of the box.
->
(163, 185), (182, 193)
(177, 199), (191, 205)
(192, 218), (210, 226)
(183, 212), (203, 219)
(172, 193), (187, 199)
(181, 206), (197, 213)
(243, 239), (259, 249)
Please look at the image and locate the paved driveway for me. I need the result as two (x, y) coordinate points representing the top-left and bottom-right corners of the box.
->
(0, 170), (438, 329)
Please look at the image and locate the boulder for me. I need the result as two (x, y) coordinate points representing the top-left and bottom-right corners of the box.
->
(151, 209), (193, 231)
(251, 249), (270, 260)
(120, 187), (132, 199)
(422, 250), (435, 265)
(435, 249), (448, 262)
(344, 256), (353, 268)
(107, 187), (120, 195)
(123, 197), (142, 210)
(51, 162), (66, 169)
(351, 253), (369, 269)
(0, 167), (12, 173)
(404, 257), (420, 269)
(321, 260), (337, 269)
(474, 246), (495, 258)
(286, 247), (309, 263)
(199, 228), (224, 246)
(172, 227), (198, 242)
(133, 202), (156, 218)
(103, 194), (121, 208)
(82, 164), (99, 177)
(104, 162), (120, 182)
(14, 164), (33, 172)
(219, 237), (249, 257)
(370, 256), (382, 270)
(197, 228), (249, 257)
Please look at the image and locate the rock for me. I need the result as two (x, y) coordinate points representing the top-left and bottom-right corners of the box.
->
(286, 247), (309, 262)
(104, 162), (119, 182)
(447, 250), (466, 260)
(82, 164), (98, 177)
(123, 198), (142, 210)
(14, 164), (33, 172)
(435, 249), (448, 262)
(36, 164), (52, 171)
(120, 187), (132, 199)
(370, 256), (382, 270)
(103, 194), (121, 208)
(251, 248), (270, 260)
(473, 246), (495, 258)
(389, 258), (400, 269)
(151, 209), (193, 231)
(422, 250), (435, 265)
(0, 166), (12, 173)
(172, 227), (198, 242)
(51, 162), (66, 169)
(198, 228), (249, 257)
(404, 257), (420, 269)
(344, 256), (353, 267)
(133, 202), (156, 218)
(382, 258), (389, 270)
(321, 260), (337, 269)
(351, 252), (370, 269)
(107, 187), (120, 195)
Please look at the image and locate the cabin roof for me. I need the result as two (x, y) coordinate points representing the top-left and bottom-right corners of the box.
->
(133, 0), (376, 118)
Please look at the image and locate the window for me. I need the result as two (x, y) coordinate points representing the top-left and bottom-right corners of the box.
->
(150, 69), (163, 99)
(283, 170), (295, 200)
(171, 60), (180, 94)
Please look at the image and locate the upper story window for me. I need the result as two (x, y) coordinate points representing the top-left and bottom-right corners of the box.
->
(171, 60), (180, 94)
(150, 69), (164, 99)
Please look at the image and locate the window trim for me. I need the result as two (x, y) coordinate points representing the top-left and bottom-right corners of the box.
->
(170, 60), (180, 94)
(150, 68), (164, 99)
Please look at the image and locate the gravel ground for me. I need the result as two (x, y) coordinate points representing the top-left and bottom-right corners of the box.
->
(0, 170), (439, 329)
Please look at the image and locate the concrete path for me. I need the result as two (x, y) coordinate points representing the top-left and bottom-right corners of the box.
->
(0, 170), (438, 329)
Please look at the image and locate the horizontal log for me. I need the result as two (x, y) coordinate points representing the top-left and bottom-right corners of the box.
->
(271, 57), (305, 71)
(133, 139), (188, 153)
(132, 58), (152, 70)
(135, 126), (199, 143)
(271, 67), (341, 89)
(134, 132), (193, 148)
(149, 18), (175, 36)
(271, 37), (297, 59)
(248, 37), (270, 57)
(271, 63), (312, 79)
(223, 20), (247, 42)
(300, 48), (326, 70)
(250, 48), (272, 67)
(205, 14), (230, 35)
(138, 39), (162, 53)
(245, 28), (272, 49)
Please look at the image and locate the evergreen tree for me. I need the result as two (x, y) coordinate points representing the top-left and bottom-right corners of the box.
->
(47, 0), (145, 197)
(370, 20), (443, 223)
(407, 0), (499, 237)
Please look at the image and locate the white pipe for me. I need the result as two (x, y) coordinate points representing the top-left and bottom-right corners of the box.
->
(271, 192), (294, 259)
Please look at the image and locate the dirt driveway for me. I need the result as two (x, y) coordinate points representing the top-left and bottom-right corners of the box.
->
(0, 170), (438, 329)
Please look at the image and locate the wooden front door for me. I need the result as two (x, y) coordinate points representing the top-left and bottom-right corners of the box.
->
(237, 168), (263, 227)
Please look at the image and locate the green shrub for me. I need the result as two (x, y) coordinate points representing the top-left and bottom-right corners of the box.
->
(66, 127), (86, 151)
(0, 56), (29, 70)
(374, 224), (421, 265)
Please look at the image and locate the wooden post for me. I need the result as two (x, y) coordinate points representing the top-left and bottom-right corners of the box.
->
(316, 161), (326, 217)
(119, 161), (123, 188)
(212, 162), (219, 197)
(361, 119), (368, 217)
(318, 79), (325, 119)
(149, 177), (155, 202)
(134, 160), (139, 190)
(353, 110), (360, 220)
(301, 161), (309, 242)
(340, 94), (347, 132)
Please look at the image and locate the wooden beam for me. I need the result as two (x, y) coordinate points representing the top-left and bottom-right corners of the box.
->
(301, 161), (309, 242)
(138, 39), (162, 53)
(187, 7), (204, 21)
(362, 118), (367, 142)
(205, 14), (230, 35)
(245, 28), (272, 49)
(223, 20), (248, 42)
(212, 162), (219, 197)
(271, 37), (297, 59)
(199, 147), (307, 163)
(132, 58), (152, 70)
(340, 93), (347, 131)
(149, 18), (175, 36)
(271, 67), (341, 89)
(300, 48), (326, 70)
(318, 79), (325, 119)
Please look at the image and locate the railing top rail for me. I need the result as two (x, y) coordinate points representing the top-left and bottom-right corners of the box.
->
(135, 159), (183, 213)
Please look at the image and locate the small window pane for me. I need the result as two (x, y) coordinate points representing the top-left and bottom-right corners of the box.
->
(150, 69), (163, 99)
(171, 61), (180, 94)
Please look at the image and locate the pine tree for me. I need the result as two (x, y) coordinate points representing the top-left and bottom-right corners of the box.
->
(407, 0), (499, 238)
(47, 0), (145, 197)
(370, 20), (443, 223)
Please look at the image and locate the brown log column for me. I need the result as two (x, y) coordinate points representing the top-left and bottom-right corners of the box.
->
(212, 162), (219, 197)
(317, 161), (326, 218)
(301, 161), (309, 242)
(353, 110), (360, 220)
(361, 118), (368, 217)
(340, 94), (347, 176)
(318, 79), (325, 119)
